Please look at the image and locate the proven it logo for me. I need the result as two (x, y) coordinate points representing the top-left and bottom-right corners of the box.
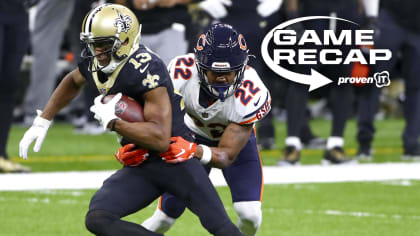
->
(261, 16), (392, 91)
(338, 71), (391, 88)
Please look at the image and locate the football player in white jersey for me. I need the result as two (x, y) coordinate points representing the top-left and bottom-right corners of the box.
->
(140, 23), (272, 236)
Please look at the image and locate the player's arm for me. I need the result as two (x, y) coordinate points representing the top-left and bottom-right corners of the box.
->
(41, 68), (86, 120)
(161, 123), (253, 169)
(110, 87), (171, 153)
(197, 123), (253, 169)
(19, 69), (86, 159)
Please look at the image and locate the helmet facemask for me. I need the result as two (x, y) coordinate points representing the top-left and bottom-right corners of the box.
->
(196, 60), (248, 102)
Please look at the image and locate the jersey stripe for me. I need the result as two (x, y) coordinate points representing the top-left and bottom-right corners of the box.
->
(240, 116), (258, 125)
(243, 92), (269, 119)
(84, 4), (107, 34)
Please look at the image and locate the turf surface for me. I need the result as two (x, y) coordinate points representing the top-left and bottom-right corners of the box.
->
(1, 182), (419, 236)
(7, 119), (406, 171)
(2, 119), (419, 236)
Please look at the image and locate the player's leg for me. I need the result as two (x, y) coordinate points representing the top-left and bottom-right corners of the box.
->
(223, 131), (263, 236)
(85, 163), (163, 236)
(0, 13), (32, 173)
(401, 34), (420, 158)
(357, 8), (401, 159)
(23, 0), (75, 122)
(142, 164), (213, 233)
(155, 158), (243, 235)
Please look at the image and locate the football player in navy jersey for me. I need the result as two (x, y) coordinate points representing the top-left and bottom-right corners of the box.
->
(138, 23), (271, 236)
(19, 4), (244, 236)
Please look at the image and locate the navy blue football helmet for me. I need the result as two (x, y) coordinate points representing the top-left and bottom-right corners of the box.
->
(194, 23), (249, 101)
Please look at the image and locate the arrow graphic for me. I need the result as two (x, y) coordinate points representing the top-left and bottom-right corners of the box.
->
(261, 16), (358, 92)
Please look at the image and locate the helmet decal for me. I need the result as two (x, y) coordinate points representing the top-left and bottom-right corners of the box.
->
(238, 34), (247, 51)
(196, 34), (206, 51)
(114, 11), (132, 33)
(83, 4), (107, 34)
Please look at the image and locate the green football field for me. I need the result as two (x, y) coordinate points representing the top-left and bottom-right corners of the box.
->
(1, 119), (420, 236)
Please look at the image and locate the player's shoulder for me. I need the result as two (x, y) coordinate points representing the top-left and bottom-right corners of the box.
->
(167, 53), (198, 89)
(231, 66), (271, 125)
(124, 45), (167, 77)
(242, 66), (267, 88)
(168, 53), (196, 74)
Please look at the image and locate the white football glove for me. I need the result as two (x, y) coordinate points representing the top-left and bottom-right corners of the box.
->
(199, 0), (232, 19)
(19, 110), (52, 160)
(90, 93), (122, 130)
(257, 0), (283, 18)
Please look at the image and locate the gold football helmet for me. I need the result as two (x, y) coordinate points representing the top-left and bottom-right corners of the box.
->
(80, 4), (141, 73)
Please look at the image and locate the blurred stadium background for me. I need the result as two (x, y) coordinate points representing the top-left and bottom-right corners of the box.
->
(2, 0), (420, 235)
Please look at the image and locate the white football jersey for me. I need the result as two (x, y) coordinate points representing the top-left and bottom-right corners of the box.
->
(168, 53), (271, 141)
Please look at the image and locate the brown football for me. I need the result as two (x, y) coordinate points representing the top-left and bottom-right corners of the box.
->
(102, 94), (144, 122)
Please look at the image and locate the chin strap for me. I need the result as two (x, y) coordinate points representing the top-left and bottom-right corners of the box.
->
(214, 86), (229, 102)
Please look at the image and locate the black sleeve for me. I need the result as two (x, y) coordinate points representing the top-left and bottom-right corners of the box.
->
(77, 58), (90, 80)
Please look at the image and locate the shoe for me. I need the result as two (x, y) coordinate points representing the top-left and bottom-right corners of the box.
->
(401, 147), (420, 161)
(302, 137), (326, 150)
(257, 137), (276, 150)
(276, 146), (300, 166)
(74, 122), (106, 135)
(322, 147), (358, 165)
(355, 145), (373, 161)
(0, 157), (31, 173)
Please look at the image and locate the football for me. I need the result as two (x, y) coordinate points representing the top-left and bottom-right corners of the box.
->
(102, 94), (144, 122)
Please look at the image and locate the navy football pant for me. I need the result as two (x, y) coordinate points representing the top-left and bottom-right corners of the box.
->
(158, 131), (263, 219)
(87, 157), (242, 235)
(0, 11), (29, 157)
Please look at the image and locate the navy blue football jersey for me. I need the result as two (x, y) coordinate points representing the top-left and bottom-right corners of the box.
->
(78, 44), (191, 146)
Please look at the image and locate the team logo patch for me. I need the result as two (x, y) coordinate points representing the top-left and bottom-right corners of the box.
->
(142, 73), (160, 89)
(114, 11), (132, 33)
(115, 101), (127, 114)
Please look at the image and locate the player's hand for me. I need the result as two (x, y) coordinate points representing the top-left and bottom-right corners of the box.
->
(257, 0), (283, 18)
(199, 0), (232, 19)
(90, 93), (121, 130)
(19, 110), (52, 160)
(160, 136), (197, 164)
(115, 144), (149, 166)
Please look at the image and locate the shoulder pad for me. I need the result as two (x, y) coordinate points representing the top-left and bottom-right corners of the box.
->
(168, 53), (196, 92)
(126, 48), (162, 76)
(240, 91), (271, 125)
(232, 67), (272, 124)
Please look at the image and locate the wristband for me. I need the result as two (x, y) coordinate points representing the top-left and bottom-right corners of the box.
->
(199, 144), (212, 165)
(33, 109), (52, 128)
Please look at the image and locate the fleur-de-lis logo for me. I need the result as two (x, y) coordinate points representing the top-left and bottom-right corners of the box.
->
(142, 73), (160, 89)
(114, 11), (132, 33)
